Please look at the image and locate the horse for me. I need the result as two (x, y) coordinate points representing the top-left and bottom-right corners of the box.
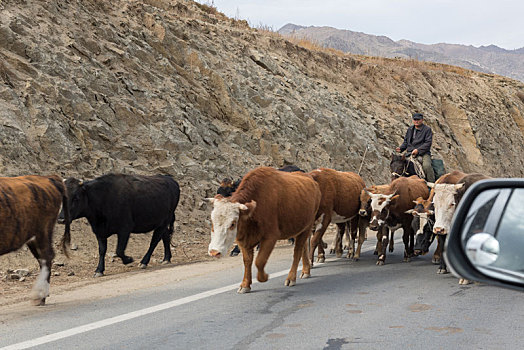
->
(390, 153), (418, 181)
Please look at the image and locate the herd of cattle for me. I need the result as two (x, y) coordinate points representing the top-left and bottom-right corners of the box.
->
(0, 155), (490, 305)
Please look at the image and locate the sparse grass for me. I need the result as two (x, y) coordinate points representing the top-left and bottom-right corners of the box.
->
(194, 1), (219, 15)
(285, 35), (345, 57)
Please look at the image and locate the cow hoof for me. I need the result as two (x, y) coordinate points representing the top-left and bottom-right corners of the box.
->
(316, 256), (325, 263)
(459, 278), (471, 285)
(373, 250), (378, 255)
(437, 268), (449, 274)
(230, 251), (240, 257)
(285, 279), (296, 287)
(432, 258), (441, 265)
(389, 247), (394, 253)
(376, 260), (385, 266)
(93, 272), (104, 278)
(237, 287), (251, 294)
(138, 263), (147, 269)
(403, 257), (411, 262)
(352, 257), (359, 262)
(257, 272), (269, 283)
(322, 242), (328, 249)
(122, 256), (134, 265)
(31, 298), (46, 306)
(329, 249), (336, 255)
(300, 272), (310, 279)
(336, 252), (342, 258)
(161, 260), (171, 265)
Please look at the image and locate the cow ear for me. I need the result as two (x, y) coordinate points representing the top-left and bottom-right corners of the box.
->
(428, 210), (434, 215)
(238, 201), (256, 218)
(454, 183), (465, 190)
(390, 194), (400, 203)
(364, 188), (372, 196)
(427, 182), (435, 188)
(405, 209), (416, 215)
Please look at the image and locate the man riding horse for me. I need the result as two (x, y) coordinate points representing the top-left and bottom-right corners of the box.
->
(395, 113), (436, 182)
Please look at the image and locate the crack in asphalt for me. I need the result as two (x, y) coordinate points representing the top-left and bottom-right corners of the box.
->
(232, 292), (312, 349)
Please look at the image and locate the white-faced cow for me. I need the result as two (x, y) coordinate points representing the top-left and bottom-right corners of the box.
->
(359, 184), (400, 257)
(367, 176), (429, 264)
(308, 168), (367, 264)
(59, 174), (180, 277)
(207, 167), (321, 293)
(408, 197), (445, 265)
(410, 170), (466, 265)
(0, 175), (71, 305)
(219, 165), (305, 256)
(429, 172), (491, 283)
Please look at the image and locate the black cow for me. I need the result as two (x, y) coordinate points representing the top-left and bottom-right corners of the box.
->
(217, 178), (242, 197)
(409, 198), (440, 263)
(59, 174), (180, 277)
(278, 165), (305, 173)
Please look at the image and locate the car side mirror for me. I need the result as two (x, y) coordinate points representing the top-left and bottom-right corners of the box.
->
(445, 179), (524, 291)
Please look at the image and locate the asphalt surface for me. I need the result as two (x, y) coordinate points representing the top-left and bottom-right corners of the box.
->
(1, 235), (523, 350)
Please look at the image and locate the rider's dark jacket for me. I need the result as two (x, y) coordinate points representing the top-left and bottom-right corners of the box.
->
(399, 124), (433, 156)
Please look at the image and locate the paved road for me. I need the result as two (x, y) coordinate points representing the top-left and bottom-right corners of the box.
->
(1, 236), (523, 350)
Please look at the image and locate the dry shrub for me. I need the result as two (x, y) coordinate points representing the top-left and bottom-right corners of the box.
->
(194, 1), (219, 15)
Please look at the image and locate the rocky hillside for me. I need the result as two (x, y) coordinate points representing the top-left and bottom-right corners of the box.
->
(278, 24), (524, 82)
(1, 0), (524, 237)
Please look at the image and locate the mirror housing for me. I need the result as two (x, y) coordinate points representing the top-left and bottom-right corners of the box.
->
(445, 178), (524, 291)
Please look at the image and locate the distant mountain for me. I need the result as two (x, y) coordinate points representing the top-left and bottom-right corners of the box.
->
(278, 24), (524, 82)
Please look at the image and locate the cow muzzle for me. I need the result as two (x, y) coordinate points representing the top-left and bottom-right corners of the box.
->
(433, 227), (446, 235)
(208, 250), (222, 258)
(358, 209), (367, 217)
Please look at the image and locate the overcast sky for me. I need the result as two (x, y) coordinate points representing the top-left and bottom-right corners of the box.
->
(204, 0), (524, 50)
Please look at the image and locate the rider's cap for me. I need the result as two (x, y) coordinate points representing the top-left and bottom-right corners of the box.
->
(412, 113), (423, 120)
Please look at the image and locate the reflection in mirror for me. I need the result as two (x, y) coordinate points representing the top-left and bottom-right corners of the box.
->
(461, 188), (524, 283)
(466, 233), (499, 266)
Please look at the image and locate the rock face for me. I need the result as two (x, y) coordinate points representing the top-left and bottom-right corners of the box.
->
(1, 0), (524, 236)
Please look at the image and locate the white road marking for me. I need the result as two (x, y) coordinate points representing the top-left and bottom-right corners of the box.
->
(1, 238), (402, 350)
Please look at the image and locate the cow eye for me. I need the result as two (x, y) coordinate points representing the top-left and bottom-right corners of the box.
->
(229, 221), (236, 230)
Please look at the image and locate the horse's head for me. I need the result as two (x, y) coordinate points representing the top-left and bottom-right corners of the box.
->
(390, 154), (407, 179)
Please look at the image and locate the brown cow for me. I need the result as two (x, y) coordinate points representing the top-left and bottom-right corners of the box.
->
(367, 176), (429, 264)
(0, 175), (71, 305)
(207, 167), (321, 293)
(308, 168), (367, 264)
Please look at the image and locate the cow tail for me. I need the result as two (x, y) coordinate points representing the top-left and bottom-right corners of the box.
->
(168, 213), (175, 248)
(60, 184), (71, 259)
